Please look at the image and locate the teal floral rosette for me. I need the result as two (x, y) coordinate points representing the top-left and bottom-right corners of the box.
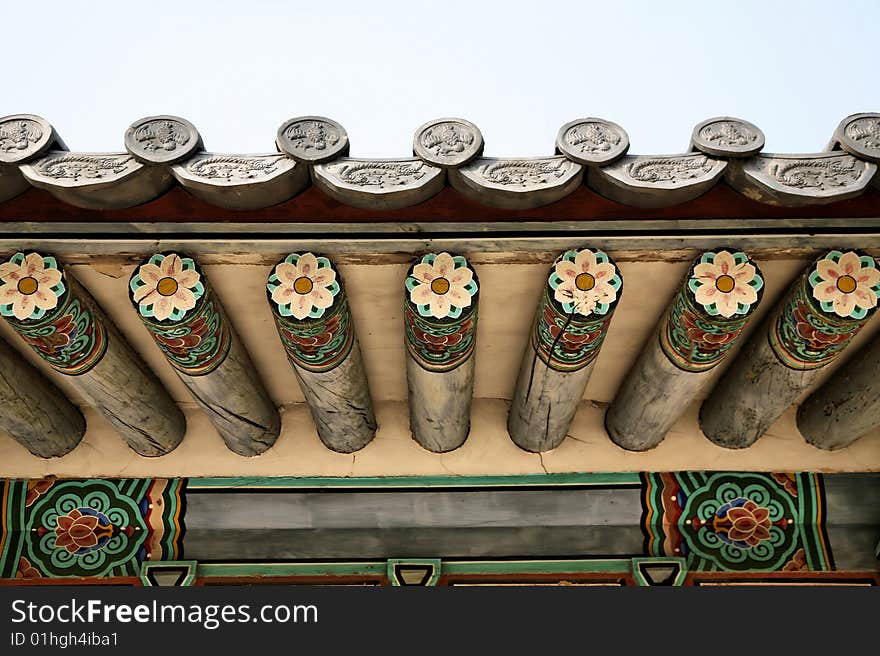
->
(687, 250), (763, 318)
(267, 253), (341, 320)
(642, 472), (830, 572)
(770, 250), (880, 370)
(26, 479), (147, 578)
(661, 250), (765, 373)
(548, 249), (621, 317)
(0, 251), (66, 321)
(129, 253), (205, 322)
(533, 248), (622, 372)
(129, 252), (230, 376)
(266, 252), (354, 373)
(404, 252), (479, 373)
(0, 250), (106, 375)
(807, 250), (880, 320)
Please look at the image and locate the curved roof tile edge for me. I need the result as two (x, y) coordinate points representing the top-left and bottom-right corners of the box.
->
(0, 113), (878, 211)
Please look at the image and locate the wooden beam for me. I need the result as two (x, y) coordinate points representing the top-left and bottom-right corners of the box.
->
(0, 337), (85, 457)
(3, 184), (880, 225)
(700, 250), (880, 448)
(0, 251), (185, 456)
(507, 248), (622, 452)
(606, 250), (765, 450)
(129, 252), (280, 456)
(267, 253), (376, 452)
(797, 334), (880, 450)
(404, 252), (479, 452)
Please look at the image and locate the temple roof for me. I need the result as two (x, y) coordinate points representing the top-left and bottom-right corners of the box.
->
(1, 113), (879, 213)
(0, 113), (878, 479)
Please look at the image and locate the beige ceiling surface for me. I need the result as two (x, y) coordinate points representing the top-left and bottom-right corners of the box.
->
(0, 250), (878, 477)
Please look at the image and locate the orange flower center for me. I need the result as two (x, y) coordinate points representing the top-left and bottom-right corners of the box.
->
(715, 274), (735, 293)
(156, 277), (179, 297)
(431, 277), (450, 295)
(16, 277), (38, 295)
(836, 274), (857, 294)
(575, 272), (595, 291)
(293, 276), (314, 295)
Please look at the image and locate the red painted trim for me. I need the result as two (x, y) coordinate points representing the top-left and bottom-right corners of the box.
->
(1, 184), (879, 224)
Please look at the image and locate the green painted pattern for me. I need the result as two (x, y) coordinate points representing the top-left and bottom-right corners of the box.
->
(642, 471), (831, 572)
(137, 289), (230, 376)
(0, 478), (184, 580)
(660, 251), (764, 373)
(197, 562), (388, 578)
(8, 279), (108, 376)
(441, 559), (632, 575)
(769, 252), (879, 370)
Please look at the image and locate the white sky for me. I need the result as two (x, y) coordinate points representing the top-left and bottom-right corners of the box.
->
(4, 0), (878, 157)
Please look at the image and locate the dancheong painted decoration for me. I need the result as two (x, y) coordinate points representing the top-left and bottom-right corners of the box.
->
(533, 248), (622, 372)
(0, 251), (107, 375)
(129, 253), (231, 376)
(642, 472), (830, 572)
(404, 252), (479, 372)
(266, 252), (354, 373)
(660, 250), (765, 372)
(0, 472), (871, 586)
(0, 112), (878, 587)
(769, 250), (880, 370)
(0, 478), (183, 579)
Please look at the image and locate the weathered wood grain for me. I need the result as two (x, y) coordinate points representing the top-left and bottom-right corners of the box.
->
(177, 335), (280, 456)
(508, 351), (597, 452)
(404, 252), (479, 452)
(267, 253), (376, 452)
(128, 253), (280, 456)
(75, 324), (186, 456)
(700, 250), (880, 448)
(607, 250), (765, 450)
(508, 248), (622, 452)
(699, 326), (821, 448)
(607, 336), (710, 450)
(293, 342), (376, 453)
(0, 252), (185, 456)
(0, 337), (85, 457)
(797, 335), (880, 450)
(407, 357), (475, 452)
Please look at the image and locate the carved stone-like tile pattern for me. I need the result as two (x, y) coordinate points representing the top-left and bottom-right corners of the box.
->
(171, 153), (307, 210)
(124, 115), (201, 164)
(587, 153), (726, 208)
(0, 114), (56, 164)
(20, 152), (173, 209)
(413, 118), (483, 168)
(833, 113), (880, 163)
(450, 156), (583, 209)
(691, 117), (765, 158)
(313, 158), (444, 210)
(23, 153), (141, 185)
(276, 116), (349, 164)
(728, 153), (876, 206)
(555, 118), (629, 165)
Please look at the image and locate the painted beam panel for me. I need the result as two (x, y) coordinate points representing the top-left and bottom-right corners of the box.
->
(267, 253), (376, 452)
(404, 252), (479, 452)
(700, 250), (880, 448)
(0, 251), (184, 456)
(129, 252), (280, 456)
(508, 248), (622, 452)
(607, 249), (765, 450)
